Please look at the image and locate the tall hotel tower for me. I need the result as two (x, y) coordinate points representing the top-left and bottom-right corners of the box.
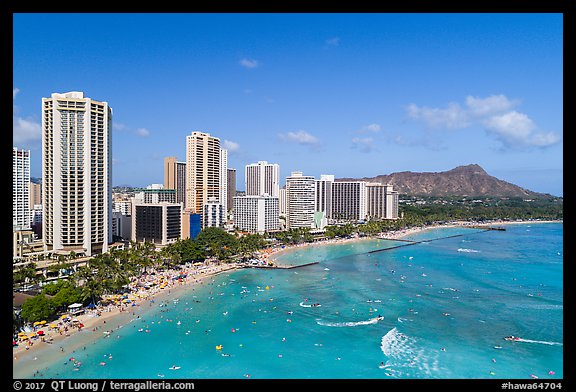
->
(42, 92), (112, 256)
(185, 131), (221, 214)
(285, 171), (315, 229)
(13, 147), (31, 231)
(245, 161), (280, 197)
(164, 157), (187, 206)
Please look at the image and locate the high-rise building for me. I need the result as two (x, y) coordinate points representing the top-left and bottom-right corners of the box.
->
(219, 148), (228, 214)
(285, 171), (316, 229)
(131, 201), (181, 245)
(202, 197), (225, 229)
(233, 195), (279, 234)
(227, 168), (236, 211)
(185, 131), (221, 214)
(331, 181), (367, 222)
(163, 157), (186, 206)
(366, 183), (399, 219)
(279, 186), (287, 217)
(315, 174), (334, 218)
(245, 161), (280, 197)
(13, 147), (31, 231)
(29, 181), (42, 209)
(42, 91), (112, 256)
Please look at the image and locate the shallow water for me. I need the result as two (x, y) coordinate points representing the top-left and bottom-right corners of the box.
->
(14, 223), (563, 379)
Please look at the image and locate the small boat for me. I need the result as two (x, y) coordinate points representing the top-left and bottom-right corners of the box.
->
(169, 365), (181, 370)
(504, 336), (520, 341)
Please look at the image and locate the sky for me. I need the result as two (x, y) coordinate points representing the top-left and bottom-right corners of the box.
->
(12, 13), (563, 196)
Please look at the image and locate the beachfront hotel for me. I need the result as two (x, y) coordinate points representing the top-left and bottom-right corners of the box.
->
(331, 181), (368, 222)
(366, 183), (399, 219)
(163, 157), (186, 206)
(13, 147), (31, 231)
(285, 171), (316, 229)
(245, 160), (280, 198)
(315, 174), (334, 219)
(233, 195), (279, 234)
(41, 91), (112, 256)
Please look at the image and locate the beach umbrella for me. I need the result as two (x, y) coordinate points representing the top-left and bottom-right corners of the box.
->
(40, 320), (46, 324)
(61, 314), (70, 319)
(20, 335), (28, 340)
(33, 321), (41, 326)
(28, 332), (36, 338)
(37, 330), (45, 336)
(50, 323), (58, 329)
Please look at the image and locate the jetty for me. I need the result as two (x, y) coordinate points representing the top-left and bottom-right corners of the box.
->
(241, 261), (320, 270)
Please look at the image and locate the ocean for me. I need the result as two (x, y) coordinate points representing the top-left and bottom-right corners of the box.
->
(13, 222), (563, 380)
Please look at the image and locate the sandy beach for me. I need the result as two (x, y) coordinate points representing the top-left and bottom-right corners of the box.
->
(13, 262), (238, 371)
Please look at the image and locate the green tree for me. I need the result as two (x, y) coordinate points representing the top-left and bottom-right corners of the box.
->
(21, 294), (56, 323)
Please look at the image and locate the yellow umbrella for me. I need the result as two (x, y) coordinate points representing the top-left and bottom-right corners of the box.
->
(18, 332), (26, 336)
(50, 323), (58, 329)
(27, 332), (36, 338)
(61, 314), (69, 319)
(20, 335), (28, 340)
(33, 321), (41, 326)
(40, 320), (47, 324)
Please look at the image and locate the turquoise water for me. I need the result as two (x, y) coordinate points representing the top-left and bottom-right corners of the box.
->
(15, 223), (563, 379)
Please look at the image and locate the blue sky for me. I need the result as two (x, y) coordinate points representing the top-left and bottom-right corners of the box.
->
(13, 13), (563, 196)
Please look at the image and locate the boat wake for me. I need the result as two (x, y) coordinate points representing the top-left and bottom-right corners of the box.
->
(457, 248), (480, 253)
(516, 338), (563, 346)
(300, 301), (321, 308)
(317, 316), (383, 327)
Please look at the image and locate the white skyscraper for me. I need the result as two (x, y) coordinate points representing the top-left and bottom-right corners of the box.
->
(285, 171), (316, 229)
(42, 91), (112, 256)
(13, 147), (31, 231)
(233, 195), (279, 234)
(366, 183), (399, 219)
(245, 161), (280, 197)
(220, 148), (228, 214)
(331, 181), (367, 222)
(315, 174), (334, 218)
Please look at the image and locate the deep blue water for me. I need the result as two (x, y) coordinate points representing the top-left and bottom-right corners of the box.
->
(14, 223), (563, 379)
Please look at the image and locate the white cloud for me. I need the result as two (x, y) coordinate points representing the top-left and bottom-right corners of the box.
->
(466, 94), (517, 117)
(528, 132), (561, 147)
(13, 87), (41, 146)
(407, 95), (561, 150)
(482, 110), (559, 148)
(278, 130), (319, 145)
(223, 139), (240, 153)
(240, 58), (259, 68)
(136, 128), (150, 137)
(406, 102), (470, 129)
(113, 122), (128, 131)
(356, 123), (381, 133)
(484, 111), (535, 139)
(13, 116), (42, 145)
(351, 137), (376, 153)
(326, 37), (340, 47)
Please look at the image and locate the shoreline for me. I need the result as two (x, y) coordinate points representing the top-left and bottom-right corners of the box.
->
(13, 262), (238, 373)
(13, 218), (561, 375)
